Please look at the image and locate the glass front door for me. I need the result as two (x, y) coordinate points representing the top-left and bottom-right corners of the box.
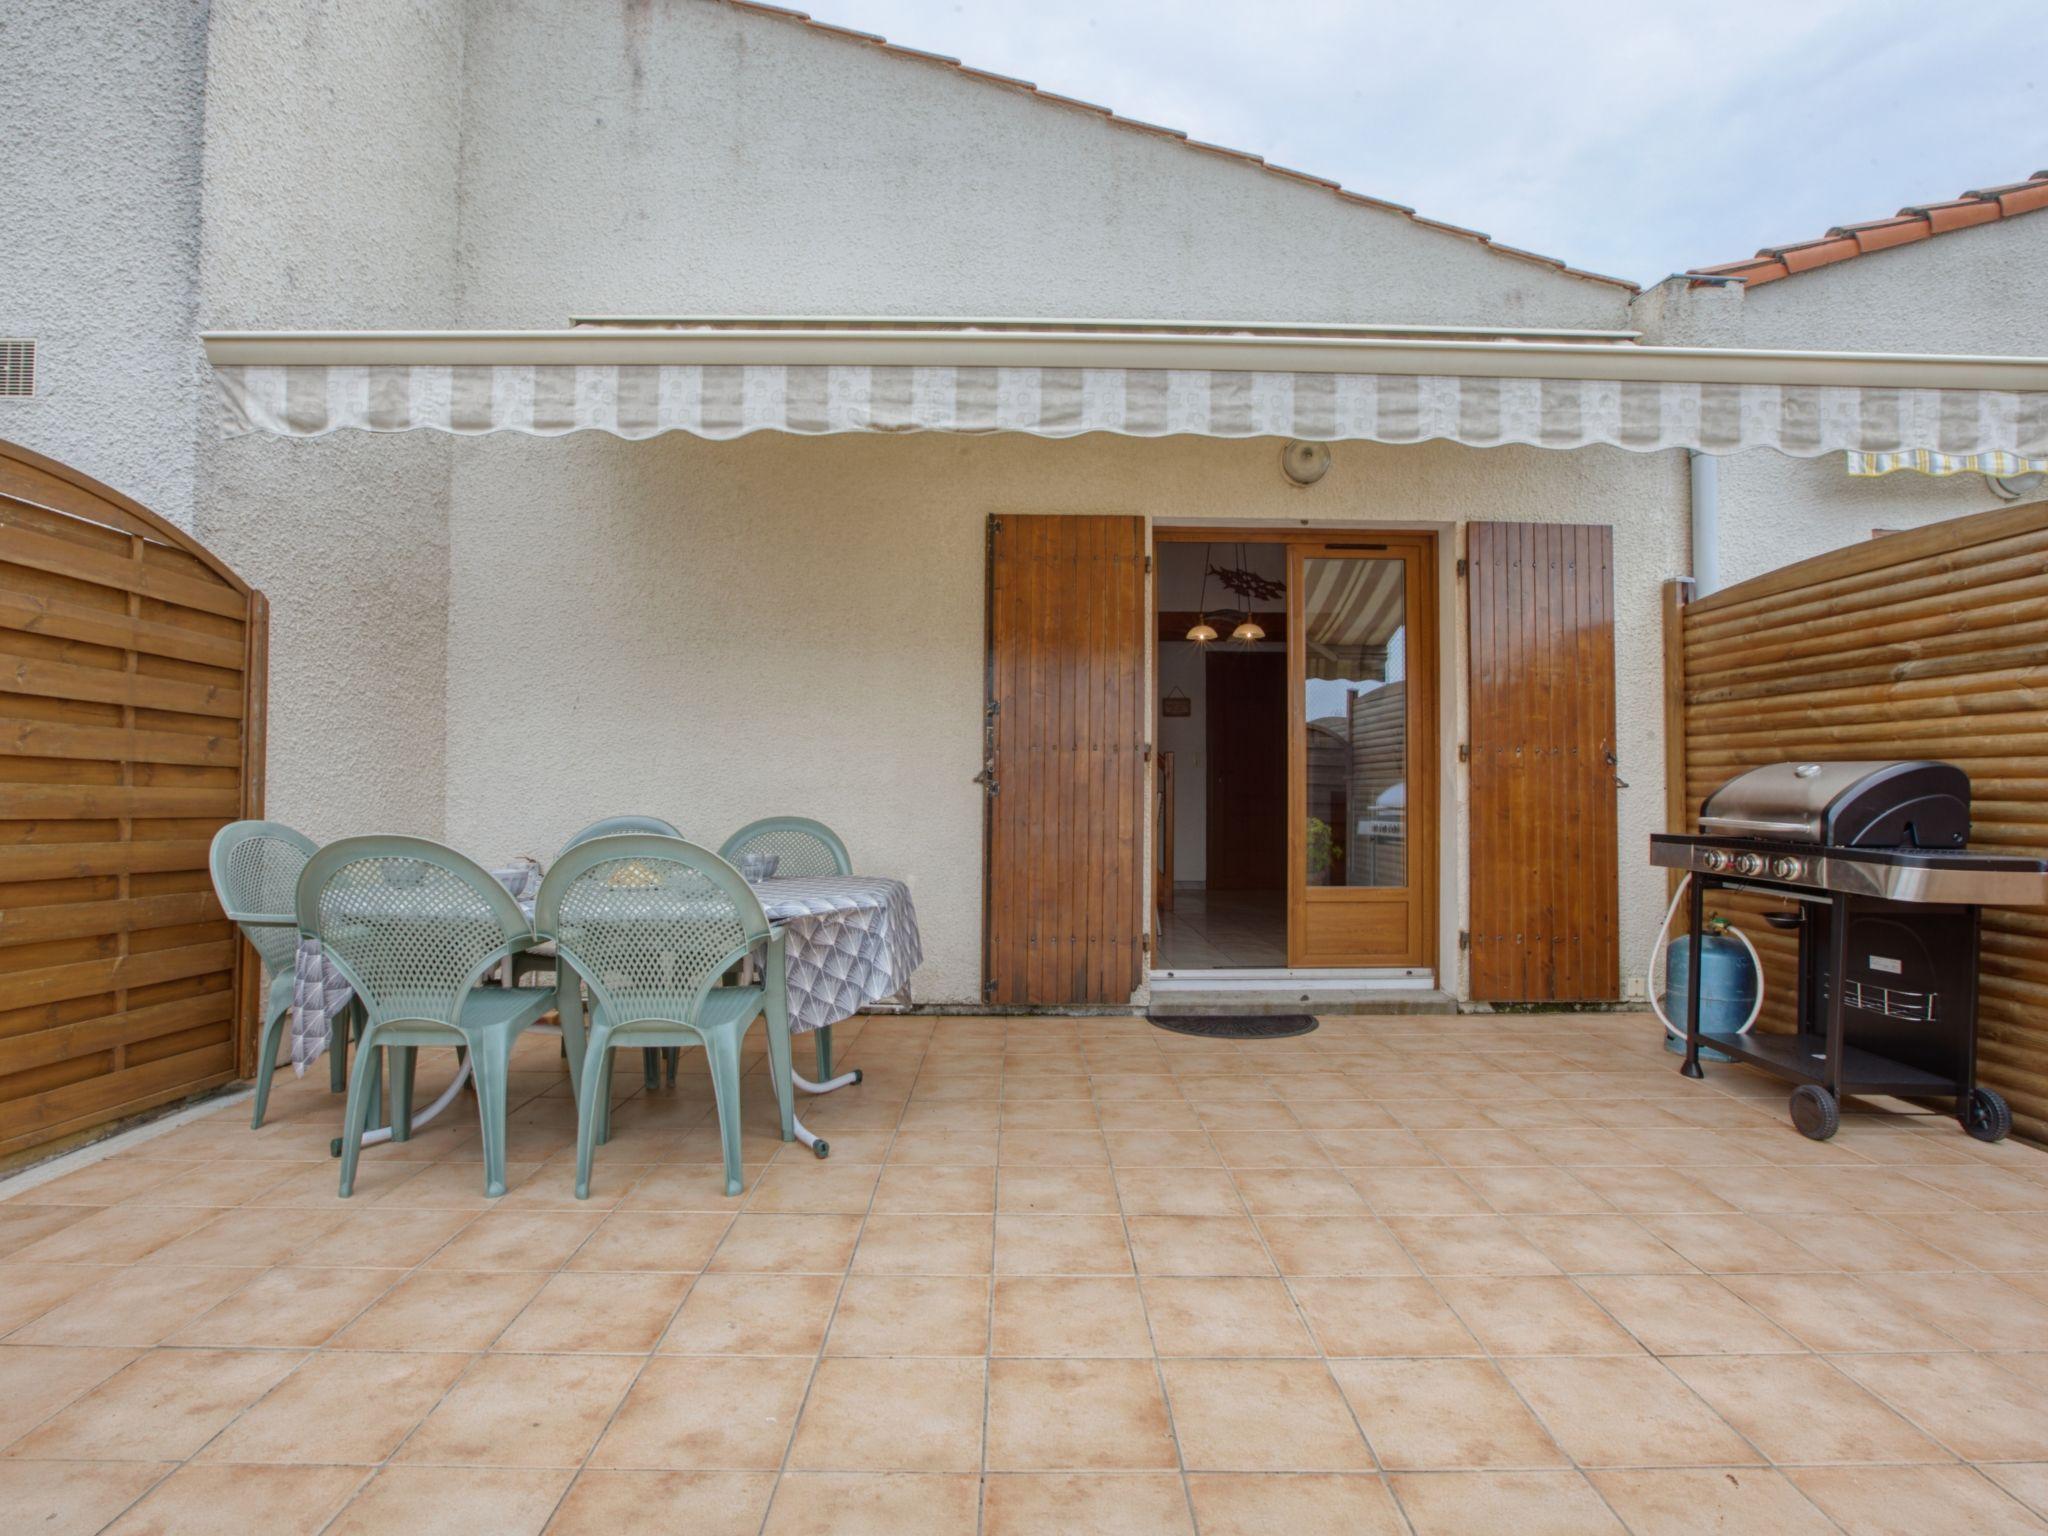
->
(1287, 539), (1435, 968)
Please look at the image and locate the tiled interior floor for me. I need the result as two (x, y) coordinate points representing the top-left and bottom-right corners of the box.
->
(4, 1013), (2048, 1535)
(1155, 890), (1287, 969)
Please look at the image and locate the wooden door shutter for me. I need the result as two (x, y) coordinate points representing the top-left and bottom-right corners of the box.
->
(1467, 523), (1618, 1001)
(984, 514), (1147, 1005)
(0, 438), (267, 1167)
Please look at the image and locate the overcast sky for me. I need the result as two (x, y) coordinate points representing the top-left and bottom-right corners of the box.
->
(801, 0), (2046, 286)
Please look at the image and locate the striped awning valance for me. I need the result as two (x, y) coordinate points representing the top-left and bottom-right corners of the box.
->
(211, 363), (2048, 458)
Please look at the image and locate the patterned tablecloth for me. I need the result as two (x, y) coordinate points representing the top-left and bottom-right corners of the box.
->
(289, 868), (922, 1069)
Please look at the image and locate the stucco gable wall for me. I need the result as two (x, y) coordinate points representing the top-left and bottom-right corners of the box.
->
(453, 0), (1632, 329)
(1730, 212), (2048, 355)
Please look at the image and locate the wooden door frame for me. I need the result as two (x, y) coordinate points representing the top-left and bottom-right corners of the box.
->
(1151, 524), (1440, 976)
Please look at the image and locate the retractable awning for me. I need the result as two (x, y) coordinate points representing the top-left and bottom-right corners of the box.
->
(201, 321), (2048, 458)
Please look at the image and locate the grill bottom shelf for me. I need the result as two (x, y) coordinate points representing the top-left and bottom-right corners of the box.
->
(1692, 1030), (1958, 1097)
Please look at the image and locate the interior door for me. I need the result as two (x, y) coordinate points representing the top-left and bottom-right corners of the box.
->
(983, 514), (1148, 1005)
(1466, 522), (1618, 1000)
(1287, 537), (1437, 968)
(1204, 649), (1287, 891)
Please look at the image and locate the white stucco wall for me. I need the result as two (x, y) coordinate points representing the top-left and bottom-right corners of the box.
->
(0, 0), (208, 526)
(442, 431), (1687, 1005)
(192, 0), (467, 844)
(1635, 213), (2048, 589)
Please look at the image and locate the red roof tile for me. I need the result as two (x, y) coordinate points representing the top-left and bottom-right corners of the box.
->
(714, 0), (1638, 292)
(1691, 171), (2048, 286)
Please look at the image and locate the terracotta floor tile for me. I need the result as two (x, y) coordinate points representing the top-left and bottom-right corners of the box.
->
(1984, 1464), (2048, 1523)
(1511, 1214), (1696, 1274)
(100, 1462), (364, 1535)
(1288, 1276), (1478, 1357)
(868, 1165), (995, 1213)
(996, 1165), (1122, 1212)
(1349, 1168), (1491, 1216)
(616, 1162), (764, 1209)
(827, 1274), (989, 1356)
(1386, 1216), (1562, 1276)
(397, 1351), (638, 1467)
(9, 1348), (302, 1461)
(1789, 1464), (2048, 1536)
(0, 1459), (171, 1536)
(1232, 1168), (1370, 1215)
(331, 1269), (547, 1351)
(997, 1129), (1110, 1167)
(1637, 1213), (1836, 1273)
(1669, 1353), (1950, 1464)
(422, 1210), (604, 1272)
(1500, 1356), (1758, 1468)
(991, 1276), (1154, 1358)
(0, 1261), (121, 1335)
(1141, 1276), (1315, 1357)
(852, 1213), (993, 1274)
(1161, 1359), (1373, 1471)
(1589, 1466), (1837, 1534)
(169, 1265), (396, 1350)
(743, 1160), (880, 1214)
(1184, 1472), (1406, 1535)
(705, 1213), (863, 1274)
(1858, 1270), (2048, 1350)
(0, 1344), (140, 1451)
(986, 1358), (1176, 1470)
(995, 1214), (1134, 1275)
(568, 1211), (731, 1272)
(1834, 1352), (2048, 1461)
(982, 1472), (1192, 1535)
(324, 1465), (570, 1536)
(1435, 1276), (1642, 1356)
(1887, 1211), (2048, 1270)
(495, 1270), (689, 1353)
(280, 1205), (477, 1267)
(7, 1202), (217, 1265)
(1717, 1271), (1969, 1352)
(1124, 1215), (1271, 1276)
(545, 1470), (774, 1535)
(1255, 1215), (1416, 1276)
(790, 1356), (985, 1472)
(200, 1349), (470, 1464)
(1098, 1100), (1205, 1132)
(1112, 1166), (1242, 1216)
(1391, 1470), (1625, 1534)
(1574, 1274), (1802, 1356)
(0, 1204), (96, 1261)
(761, 1472), (980, 1536)
(886, 1126), (998, 1166)
(658, 1273), (840, 1356)
(592, 1355), (812, 1469)
(1332, 1358), (1568, 1470)
(1310, 1129), (1440, 1166)
(9, 1264), (262, 1349)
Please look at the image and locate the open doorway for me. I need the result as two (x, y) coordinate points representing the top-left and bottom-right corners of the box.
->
(1154, 540), (1288, 968)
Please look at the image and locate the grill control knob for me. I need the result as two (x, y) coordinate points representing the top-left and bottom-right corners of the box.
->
(1699, 849), (1728, 872)
(1771, 854), (1803, 881)
(1733, 852), (1764, 876)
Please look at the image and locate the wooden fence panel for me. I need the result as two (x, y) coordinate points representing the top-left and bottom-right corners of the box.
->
(0, 438), (265, 1167)
(1665, 503), (2048, 1142)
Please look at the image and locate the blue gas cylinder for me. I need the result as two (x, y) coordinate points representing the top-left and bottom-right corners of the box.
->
(1660, 932), (1757, 1061)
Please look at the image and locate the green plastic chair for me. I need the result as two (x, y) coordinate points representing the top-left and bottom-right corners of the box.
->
(559, 817), (685, 1089)
(537, 835), (795, 1198)
(719, 816), (853, 1078)
(298, 835), (553, 1198)
(209, 820), (319, 1128)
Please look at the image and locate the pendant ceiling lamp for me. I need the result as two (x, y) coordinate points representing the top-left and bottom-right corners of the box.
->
(1186, 543), (1218, 642)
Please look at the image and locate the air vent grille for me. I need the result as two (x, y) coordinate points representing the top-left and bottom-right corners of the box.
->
(0, 341), (34, 398)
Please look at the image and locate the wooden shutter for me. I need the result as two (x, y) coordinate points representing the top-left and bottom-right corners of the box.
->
(1467, 523), (1618, 1001)
(984, 514), (1147, 1005)
(0, 438), (267, 1168)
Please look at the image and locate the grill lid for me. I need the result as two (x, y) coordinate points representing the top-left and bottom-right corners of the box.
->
(1698, 761), (1969, 848)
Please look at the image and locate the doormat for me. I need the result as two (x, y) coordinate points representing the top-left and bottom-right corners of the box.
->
(1148, 1014), (1318, 1040)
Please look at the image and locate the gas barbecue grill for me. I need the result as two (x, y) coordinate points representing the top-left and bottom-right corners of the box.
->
(1649, 761), (2048, 1141)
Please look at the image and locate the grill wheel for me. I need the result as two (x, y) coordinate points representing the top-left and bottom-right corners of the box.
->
(1964, 1087), (2013, 1143)
(1789, 1084), (1840, 1141)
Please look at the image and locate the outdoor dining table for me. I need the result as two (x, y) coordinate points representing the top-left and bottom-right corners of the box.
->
(289, 866), (922, 1153)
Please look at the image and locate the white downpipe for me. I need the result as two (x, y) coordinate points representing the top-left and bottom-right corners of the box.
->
(1689, 449), (1720, 598)
(1647, 874), (1762, 1043)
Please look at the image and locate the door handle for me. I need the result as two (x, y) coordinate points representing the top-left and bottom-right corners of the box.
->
(973, 764), (1000, 796)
